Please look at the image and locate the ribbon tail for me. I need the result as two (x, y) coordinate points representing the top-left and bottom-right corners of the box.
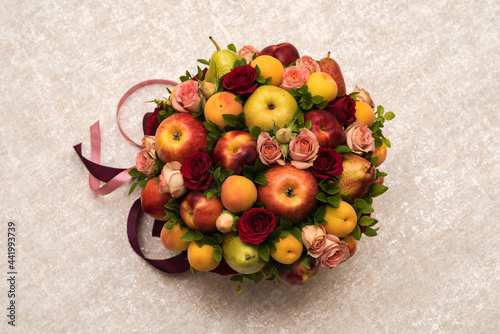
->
(127, 199), (190, 274)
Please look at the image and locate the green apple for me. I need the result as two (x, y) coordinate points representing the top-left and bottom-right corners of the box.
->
(243, 85), (298, 131)
(222, 233), (265, 274)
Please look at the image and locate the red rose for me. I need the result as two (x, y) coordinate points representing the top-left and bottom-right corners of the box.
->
(192, 68), (207, 81)
(311, 147), (344, 179)
(326, 95), (356, 126)
(237, 208), (276, 245)
(222, 65), (258, 95)
(145, 106), (161, 135)
(180, 152), (214, 190)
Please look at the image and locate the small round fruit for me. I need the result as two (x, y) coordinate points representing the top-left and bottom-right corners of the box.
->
(187, 242), (221, 272)
(342, 235), (357, 257)
(204, 91), (243, 130)
(306, 72), (338, 102)
(354, 101), (376, 126)
(220, 175), (257, 213)
(270, 233), (303, 264)
(371, 143), (387, 167)
(251, 55), (285, 86)
(323, 201), (357, 238)
(160, 222), (190, 252)
(140, 178), (171, 221)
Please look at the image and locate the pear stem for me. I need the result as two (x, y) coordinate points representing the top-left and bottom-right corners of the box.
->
(327, 51), (331, 59)
(209, 36), (221, 51)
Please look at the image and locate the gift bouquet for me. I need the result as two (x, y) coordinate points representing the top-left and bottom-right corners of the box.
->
(77, 38), (395, 292)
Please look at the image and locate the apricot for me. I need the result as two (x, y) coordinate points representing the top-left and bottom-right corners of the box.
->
(220, 175), (257, 213)
(371, 142), (387, 167)
(306, 72), (338, 102)
(323, 201), (357, 238)
(204, 91), (243, 130)
(187, 242), (220, 272)
(354, 101), (375, 126)
(251, 55), (285, 86)
(160, 222), (190, 252)
(270, 233), (303, 265)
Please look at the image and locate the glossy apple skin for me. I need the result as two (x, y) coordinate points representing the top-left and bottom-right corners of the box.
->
(179, 190), (223, 233)
(141, 178), (171, 221)
(260, 43), (300, 66)
(304, 110), (345, 148)
(281, 261), (320, 285)
(155, 113), (208, 164)
(257, 163), (319, 222)
(212, 130), (258, 175)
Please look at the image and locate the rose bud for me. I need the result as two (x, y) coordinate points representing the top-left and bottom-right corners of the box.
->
(216, 210), (235, 233)
(201, 80), (216, 98)
(353, 86), (375, 108)
(141, 135), (156, 150)
(275, 128), (291, 143)
(135, 148), (158, 177)
(375, 177), (385, 186)
(158, 161), (187, 198)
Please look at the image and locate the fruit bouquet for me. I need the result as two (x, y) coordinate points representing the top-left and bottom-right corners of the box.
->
(77, 38), (395, 292)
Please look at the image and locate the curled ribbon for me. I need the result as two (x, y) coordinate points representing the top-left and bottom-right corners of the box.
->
(74, 79), (190, 274)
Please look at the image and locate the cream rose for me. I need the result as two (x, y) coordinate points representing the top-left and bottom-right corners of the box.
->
(288, 128), (319, 169)
(301, 225), (326, 258)
(216, 210), (235, 233)
(345, 122), (376, 153)
(353, 86), (375, 108)
(296, 55), (320, 74)
(279, 66), (309, 91)
(257, 132), (285, 166)
(158, 161), (187, 198)
(171, 80), (202, 113)
(135, 148), (157, 177)
(319, 234), (350, 268)
(237, 45), (260, 64)
(141, 135), (155, 150)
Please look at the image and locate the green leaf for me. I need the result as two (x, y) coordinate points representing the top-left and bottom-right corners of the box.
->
(164, 221), (175, 230)
(311, 95), (324, 104)
(267, 226), (282, 240)
(181, 229), (197, 242)
(213, 245), (222, 262)
(335, 145), (352, 154)
(383, 137), (392, 148)
(280, 230), (290, 239)
(316, 192), (328, 203)
(203, 235), (219, 246)
(371, 184), (389, 197)
(320, 180), (340, 195)
(253, 173), (268, 185)
(249, 126), (262, 139)
(227, 43), (237, 53)
(302, 256), (311, 269)
(213, 167), (221, 182)
(314, 206), (327, 221)
(230, 274), (243, 282)
(197, 58), (210, 65)
(128, 168), (144, 178)
(258, 242), (270, 262)
(384, 111), (395, 120)
(290, 227), (302, 242)
(194, 231), (204, 241)
(364, 227), (378, 237)
(280, 217), (293, 230)
(358, 215), (374, 226)
(351, 224), (362, 241)
(203, 188), (218, 200)
(327, 196), (340, 208)
(376, 105), (385, 117)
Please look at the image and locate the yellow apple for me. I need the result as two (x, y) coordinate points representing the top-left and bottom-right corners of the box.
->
(243, 85), (298, 131)
(323, 201), (357, 238)
(270, 233), (303, 264)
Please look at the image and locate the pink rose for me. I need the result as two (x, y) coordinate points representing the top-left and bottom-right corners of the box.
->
(141, 135), (155, 150)
(296, 55), (320, 74)
(345, 122), (376, 153)
(257, 132), (285, 166)
(375, 177), (384, 186)
(288, 128), (320, 169)
(319, 234), (350, 268)
(353, 86), (375, 108)
(171, 80), (202, 113)
(301, 225), (326, 258)
(279, 66), (309, 91)
(135, 148), (157, 177)
(158, 161), (187, 198)
(237, 45), (260, 64)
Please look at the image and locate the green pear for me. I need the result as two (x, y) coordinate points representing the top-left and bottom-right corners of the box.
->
(318, 52), (346, 96)
(336, 153), (375, 199)
(205, 36), (238, 83)
(222, 233), (265, 274)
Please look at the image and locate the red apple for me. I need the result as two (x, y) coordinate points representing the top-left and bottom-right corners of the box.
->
(212, 130), (258, 175)
(257, 163), (319, 222)
(155, 113), (208, 164)
(342, 235), (357, 257)
(260, 43), (300, 66)
(140, 178), (171, 221)
(179, 190), (223, 233)
(304, 110), (345, 148)
(281, 260), (320, 285)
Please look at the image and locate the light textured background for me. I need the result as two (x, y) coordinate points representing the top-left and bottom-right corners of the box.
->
(1, 0), (499, 333)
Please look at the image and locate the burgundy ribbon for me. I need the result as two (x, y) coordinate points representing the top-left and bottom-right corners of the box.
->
(74, 79), (190, 274)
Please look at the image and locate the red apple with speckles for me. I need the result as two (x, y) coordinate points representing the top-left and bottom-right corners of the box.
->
(304, 110), (345, 148)
(260, 43), (300, 66)
(212, 130), (258, 175)
(281, 260), (320, 285)
(155, 113), (208, 165)
(140, 178), (171, 221)
(257, 163), (319, 223)
(179, 190), (223, 233)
